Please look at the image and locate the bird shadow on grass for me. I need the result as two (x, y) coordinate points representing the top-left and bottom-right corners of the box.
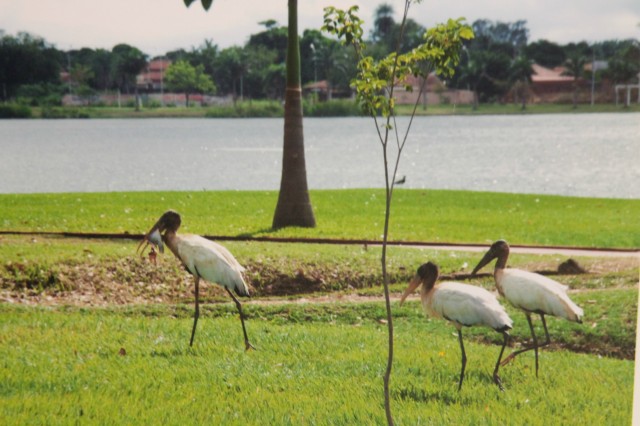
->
(394, 370), (507, 405)
(394, 385), (469, 405)
(234, 228), (276, 239)
(147, 344), (220, 358)
(148, 347), (195, 358)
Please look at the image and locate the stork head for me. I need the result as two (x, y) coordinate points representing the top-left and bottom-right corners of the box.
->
(472, 239), (510, 274)
(137, 210), (182, 255)
(399, 261), (439, 306)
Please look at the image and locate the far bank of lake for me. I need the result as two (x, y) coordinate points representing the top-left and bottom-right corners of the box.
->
(20, 101), (640, 119)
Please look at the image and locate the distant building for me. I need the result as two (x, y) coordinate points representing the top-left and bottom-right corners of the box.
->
(303, 74), (474, 105)
(584, 60), (609, 73)
(393, 73), (474, 105)
(302, 80), (350, 101)
(136, 59), (171, 92)
(529, 63), (590, 103)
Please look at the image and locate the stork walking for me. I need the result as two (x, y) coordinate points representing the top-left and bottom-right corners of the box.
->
(472, 240), (583, 376)
(138, 210), (254, 350)
(400, 261), (513, 391)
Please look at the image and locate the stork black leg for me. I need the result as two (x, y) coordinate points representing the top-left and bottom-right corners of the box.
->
(535, 314), (552, 376)
(501, 314), (536, 367)
(226, 288), (255, 351)
(493, 332), (509, 391)
(189, 276), (200, 347)
(501, 313), (552, 378)
(457, 329), (467, 391)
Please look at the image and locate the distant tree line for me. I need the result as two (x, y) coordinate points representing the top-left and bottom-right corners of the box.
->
(449, 19), (640, 105)
(1, 4), (639, 106)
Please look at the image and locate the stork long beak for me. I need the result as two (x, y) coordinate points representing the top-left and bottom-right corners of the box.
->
(137, 222), (165, 256)
(399, 276), (422, 306)
(136, 238), (150, 255)
(472, 249), (495, 275)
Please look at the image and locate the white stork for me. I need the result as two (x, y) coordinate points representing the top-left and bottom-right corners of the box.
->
(400, 261), (513, 391)
(472, 240), (583, 376)
(138, 210), (254, 350)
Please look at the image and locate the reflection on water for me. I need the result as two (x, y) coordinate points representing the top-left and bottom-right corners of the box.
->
(0, 114), (638, 198)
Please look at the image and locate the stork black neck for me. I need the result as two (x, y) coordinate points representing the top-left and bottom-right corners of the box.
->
(494, 246), (509, 270)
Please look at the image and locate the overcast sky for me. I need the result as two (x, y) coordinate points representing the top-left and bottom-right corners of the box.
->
(1, 0), (639, 56)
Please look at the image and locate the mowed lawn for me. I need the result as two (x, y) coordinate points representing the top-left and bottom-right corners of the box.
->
(1, 189), (639, 248)
(0, 189), (638, 424)
(0, 302), (634, 425)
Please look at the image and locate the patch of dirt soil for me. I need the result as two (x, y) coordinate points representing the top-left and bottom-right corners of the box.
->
(1, 255), (637, 360)
(1, 255), (637, 307)
(0, 255), (403, 306)
(475, 334), (635, 361)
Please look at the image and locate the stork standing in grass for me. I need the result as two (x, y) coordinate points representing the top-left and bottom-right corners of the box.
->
(138, 210), (254, 350)
(400, 261), (513, 391)
(472, 240), (583, 376)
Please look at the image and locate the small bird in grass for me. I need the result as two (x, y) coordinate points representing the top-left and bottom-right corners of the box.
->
(400, 261), (513, 391)
(472, 240), (583, 376)
(138, 210), (254, 350)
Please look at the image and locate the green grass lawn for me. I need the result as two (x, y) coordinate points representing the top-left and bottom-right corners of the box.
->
(0, 302), (634, 425)
(2, 189), (638, 248)
(396, 102), (640, 115)
(28, 102), (640, 119)
(0, 189), (637, 424)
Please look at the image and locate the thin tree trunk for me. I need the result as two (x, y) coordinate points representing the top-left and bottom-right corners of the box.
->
(272, 0), (316, 229)
(135, 85), (140, 111)
(381, 158), (394, 426)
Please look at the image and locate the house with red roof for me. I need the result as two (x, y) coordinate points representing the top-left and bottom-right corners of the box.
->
(304, 73), (474, 105)
(392, 73), (474, 105)
(530, 63), (584, 102)
(136, 58), (171, 92)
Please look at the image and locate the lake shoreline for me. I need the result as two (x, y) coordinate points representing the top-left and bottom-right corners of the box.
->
(3, 101), (640, 119)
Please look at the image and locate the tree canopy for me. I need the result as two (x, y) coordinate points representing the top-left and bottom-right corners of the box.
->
(165, 60), (216, 106)
(1, 6), (638, 105)
(0, 32), (60, 101)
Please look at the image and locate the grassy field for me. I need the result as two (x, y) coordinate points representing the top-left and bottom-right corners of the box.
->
(0, 300), (634, 425)
(396, 102), (640, 115)
(2, 189), (639, 248)
(25, 101), (640, 119)
(0, 189), (637, 424)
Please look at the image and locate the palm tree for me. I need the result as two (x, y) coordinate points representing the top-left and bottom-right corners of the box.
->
(272, 0), (316, 228)
(563, 52), (587, 109)
(183, 0), (315, 229)
(509, 55), (533, 110)
(372, 3), (395, 43)
(456, 50), (485, 110)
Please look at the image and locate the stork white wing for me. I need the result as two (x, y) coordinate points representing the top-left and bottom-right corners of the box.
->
(427, 282), (513, 331)
(176, 234), (249, 296)
(499, 269), (583, 322)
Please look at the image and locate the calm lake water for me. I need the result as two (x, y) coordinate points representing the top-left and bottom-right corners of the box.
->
(1, 114), (638, 198)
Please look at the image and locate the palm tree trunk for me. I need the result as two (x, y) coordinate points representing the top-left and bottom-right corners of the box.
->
(272, 0), (316, 229)
(135, 85), (140, 111)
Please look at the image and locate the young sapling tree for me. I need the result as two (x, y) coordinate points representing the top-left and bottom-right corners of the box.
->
(323, 3), (472, 424)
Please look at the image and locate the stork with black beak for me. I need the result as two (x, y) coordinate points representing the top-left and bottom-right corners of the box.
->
(400, 261), (513, 391)
(472, 240), (583, 376)
(138, 210), (254, 350)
